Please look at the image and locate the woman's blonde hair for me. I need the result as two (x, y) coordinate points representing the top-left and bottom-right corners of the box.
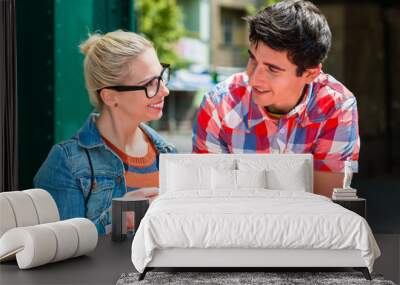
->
(79, 30), (153, 110)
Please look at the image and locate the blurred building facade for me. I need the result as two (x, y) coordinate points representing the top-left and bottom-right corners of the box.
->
(210, 0), (254, 68)
(177, 0), (257, 69)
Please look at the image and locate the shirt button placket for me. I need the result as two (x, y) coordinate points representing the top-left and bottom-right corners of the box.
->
(277, 121), (287, 152)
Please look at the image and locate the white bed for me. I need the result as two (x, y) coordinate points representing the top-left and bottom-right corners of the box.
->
(131, 154), (380, 280)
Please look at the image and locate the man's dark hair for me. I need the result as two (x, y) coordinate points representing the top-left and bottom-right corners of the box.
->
(245, 0), (331, 76)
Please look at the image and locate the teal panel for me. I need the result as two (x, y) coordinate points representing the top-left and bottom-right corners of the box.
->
(54, 0), (95, 143)
(93, 0), (134, 32)
(54, 0), (135, 143)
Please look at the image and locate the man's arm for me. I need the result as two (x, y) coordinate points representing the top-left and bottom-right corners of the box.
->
(314, 171), (343, 197)
(192, 91), (229, 153)
(312, 95), (359, 197)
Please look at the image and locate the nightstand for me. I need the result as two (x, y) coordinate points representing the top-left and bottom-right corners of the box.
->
(111, 197), (149, 242)
(332, 198), (366, 219)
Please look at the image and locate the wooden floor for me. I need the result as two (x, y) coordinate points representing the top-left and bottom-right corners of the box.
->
(374, 234), (400, 284)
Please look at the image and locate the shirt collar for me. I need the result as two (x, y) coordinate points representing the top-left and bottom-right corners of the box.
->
(76, 113), (104, 149)
(247, 82), (314, 128)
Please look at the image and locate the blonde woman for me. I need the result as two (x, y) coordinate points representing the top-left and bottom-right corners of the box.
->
(34, 30), (177, 235)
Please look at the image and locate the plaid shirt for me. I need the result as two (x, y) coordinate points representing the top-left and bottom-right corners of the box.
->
(192, 72), (360, 173)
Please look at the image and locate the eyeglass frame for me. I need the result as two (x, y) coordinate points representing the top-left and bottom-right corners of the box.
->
(96, 63), (170, 99)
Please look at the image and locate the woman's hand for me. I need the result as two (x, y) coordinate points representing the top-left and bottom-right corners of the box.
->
(123, 187), (159, 201)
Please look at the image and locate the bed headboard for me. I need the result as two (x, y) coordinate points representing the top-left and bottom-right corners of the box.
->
(159, 154), (313, 194)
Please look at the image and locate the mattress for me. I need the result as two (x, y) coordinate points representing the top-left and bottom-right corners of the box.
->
(131, 190), (380, 273)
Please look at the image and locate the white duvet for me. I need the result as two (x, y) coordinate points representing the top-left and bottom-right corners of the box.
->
(131, 190), (380, 273)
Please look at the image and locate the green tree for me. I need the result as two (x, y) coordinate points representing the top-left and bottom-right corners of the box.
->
(136, 0), (187, 69)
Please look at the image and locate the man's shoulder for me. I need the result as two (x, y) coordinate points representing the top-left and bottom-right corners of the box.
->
(307, 73), (357, 121)
(313, 73), (355, 103)
(205, 72), (249, 106)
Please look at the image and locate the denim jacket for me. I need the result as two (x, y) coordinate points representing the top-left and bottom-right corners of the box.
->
(33, 113), (177, 235)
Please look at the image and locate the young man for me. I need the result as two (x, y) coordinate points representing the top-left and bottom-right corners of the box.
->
(192, 0), (359, 197)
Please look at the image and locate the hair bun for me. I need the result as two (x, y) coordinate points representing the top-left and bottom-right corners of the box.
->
(79, 33), (102, 56)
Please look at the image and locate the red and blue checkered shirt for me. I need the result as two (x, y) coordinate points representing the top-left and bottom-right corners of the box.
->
(192, 72), (360, 173)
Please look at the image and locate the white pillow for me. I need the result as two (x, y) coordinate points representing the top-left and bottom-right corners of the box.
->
(236, 169), (267, 189)
(211, 169), (268, 190)
(167, 163), (211, 191)
(266, 168), (307, 191)
(237, 159), (308, 191)
(211, 168), (236, 190)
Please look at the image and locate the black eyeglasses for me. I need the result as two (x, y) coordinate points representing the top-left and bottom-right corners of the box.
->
(97, 63), (170, 98)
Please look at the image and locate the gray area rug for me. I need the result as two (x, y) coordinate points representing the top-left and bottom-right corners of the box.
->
(117, 271), (396, 285)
